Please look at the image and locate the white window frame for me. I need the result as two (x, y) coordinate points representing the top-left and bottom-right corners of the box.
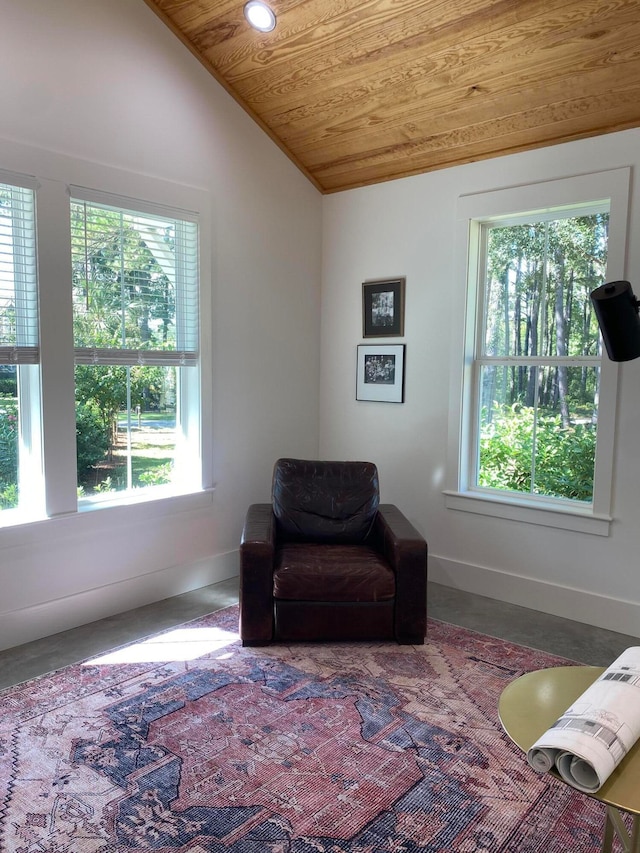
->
(70, 189), (202, 505)
(0, 172), (44, 522)
(444, 168), (631, 536)
(0, 155), (213, 528)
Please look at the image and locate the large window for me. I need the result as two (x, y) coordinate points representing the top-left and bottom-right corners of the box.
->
(0, 163), (208, 526)
(70, 195), (200, 501)
(446, 170), (630, 534)
(475, 210), (608, 503)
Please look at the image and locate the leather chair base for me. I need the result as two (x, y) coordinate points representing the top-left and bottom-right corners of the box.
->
(274, 599), (394, 642)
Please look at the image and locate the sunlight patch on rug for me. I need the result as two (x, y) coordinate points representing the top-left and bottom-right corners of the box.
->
(0, 607), (606, 852)
(84, 626), (240, 664)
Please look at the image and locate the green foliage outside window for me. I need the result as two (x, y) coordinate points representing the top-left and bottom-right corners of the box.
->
(76, 400), (110, 480)
(0, 401), (18, 509)
(478, 405), (596, 502)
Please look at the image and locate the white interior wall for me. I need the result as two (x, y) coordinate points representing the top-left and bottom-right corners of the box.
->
(320, 129), (640, 636)
(0, 0), (322, 650)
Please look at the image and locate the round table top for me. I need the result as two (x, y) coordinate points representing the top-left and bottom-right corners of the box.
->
(499, 665), (640, 815)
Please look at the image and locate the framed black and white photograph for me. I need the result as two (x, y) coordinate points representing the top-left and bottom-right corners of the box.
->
(356, 344), (405, 403)
(362, 277), (405, 337)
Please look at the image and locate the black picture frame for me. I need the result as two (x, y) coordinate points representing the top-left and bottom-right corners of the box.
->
(362, 277), (405, 337)
(356, 344), (405, 403)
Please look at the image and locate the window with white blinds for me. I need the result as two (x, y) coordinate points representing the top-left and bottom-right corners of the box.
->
(70, 191), (202, 501)
(0, 164), (208, 521)
(0, 182), (38, 364)
(70, 195), (199, 366)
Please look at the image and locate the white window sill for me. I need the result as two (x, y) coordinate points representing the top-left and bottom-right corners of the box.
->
(0, 505), (48, 530)
(77, 485), (213, 516)
(0, 487), (215, 544)
(443, 489), (611, 536)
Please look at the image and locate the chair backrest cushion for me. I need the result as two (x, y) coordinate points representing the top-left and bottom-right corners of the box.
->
(272, 458), (380, 543)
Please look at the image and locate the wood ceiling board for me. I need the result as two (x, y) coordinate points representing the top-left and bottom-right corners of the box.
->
(209, 0), (622, 114)
(276, 29), (640, 153)
(281, 72), (640, 183)
(260, 2), (639, 132)
(314, 91), (640, 191)
(210, 1), (540, 106)
(317, 88), (640, 169)
(200, 0), (513, 85)
(143, 0), (640, 192)
(284, 32), (640, 162)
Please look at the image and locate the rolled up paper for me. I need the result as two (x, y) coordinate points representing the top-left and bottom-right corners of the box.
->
(556, 751), (601, 793)
(527, 747), (555, 774)
(526, 647), (640, 793)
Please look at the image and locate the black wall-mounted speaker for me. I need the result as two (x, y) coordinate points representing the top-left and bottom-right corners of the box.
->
(590, 280), (640, 362)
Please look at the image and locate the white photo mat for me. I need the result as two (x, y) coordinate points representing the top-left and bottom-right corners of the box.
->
(356, 344), (405, 403)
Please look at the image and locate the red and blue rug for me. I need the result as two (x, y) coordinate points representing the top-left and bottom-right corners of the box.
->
(0, 607), (605, 851)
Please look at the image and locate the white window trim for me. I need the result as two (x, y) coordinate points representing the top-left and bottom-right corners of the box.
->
(69, 189), (204, 505)
(445, 168), (631, 536)
(0, 150), (213, 528)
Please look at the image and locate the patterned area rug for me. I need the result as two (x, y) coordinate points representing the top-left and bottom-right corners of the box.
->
(0, 608), (606, 852)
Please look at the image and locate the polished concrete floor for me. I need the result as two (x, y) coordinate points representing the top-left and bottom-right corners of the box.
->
(0, 578), (638, 691)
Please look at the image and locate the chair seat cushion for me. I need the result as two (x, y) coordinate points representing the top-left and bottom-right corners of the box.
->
(273, 543), (395, 603)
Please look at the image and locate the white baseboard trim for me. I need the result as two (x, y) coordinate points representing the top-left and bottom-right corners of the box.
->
(0, 550), (239, 652)
(429, 555), (640, 638)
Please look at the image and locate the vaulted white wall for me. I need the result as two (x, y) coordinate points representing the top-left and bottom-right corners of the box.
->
(0, 0), (322, 649)
(320, 129), (640, 636)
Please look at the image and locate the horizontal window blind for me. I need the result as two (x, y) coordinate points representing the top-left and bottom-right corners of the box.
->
(70, 197), (199, 365)
(0, 182), (38, 364)
(73, 347), (197, 366)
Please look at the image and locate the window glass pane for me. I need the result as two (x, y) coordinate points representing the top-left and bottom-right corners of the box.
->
(483, 224), (545, 358)
(477, 364), (599, 502)
(76, 364), (178, 497)
(531, 365), (598, 502)
(0, 183), (38, 350)
(483, 214), (608, 358)
(70, 201), (198, 353)
(478, 365), (531, 492)
(0, 367), (18, 508)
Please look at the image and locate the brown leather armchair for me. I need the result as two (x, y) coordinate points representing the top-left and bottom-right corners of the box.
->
(239, 458), (427, 645)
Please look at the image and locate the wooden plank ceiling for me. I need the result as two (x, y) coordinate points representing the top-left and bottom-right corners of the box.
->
(143, 0), (640, 194)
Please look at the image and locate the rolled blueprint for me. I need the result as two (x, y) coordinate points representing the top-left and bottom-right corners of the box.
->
(527, 647), (640, 793)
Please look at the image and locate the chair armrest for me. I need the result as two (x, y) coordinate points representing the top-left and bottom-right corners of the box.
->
(375, 504), (427, 644)
(241, 503), (276, 550)
(239, 504), (276, 646)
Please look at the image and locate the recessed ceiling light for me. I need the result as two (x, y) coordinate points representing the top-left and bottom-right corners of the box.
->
(244, 1), (276, 32)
